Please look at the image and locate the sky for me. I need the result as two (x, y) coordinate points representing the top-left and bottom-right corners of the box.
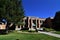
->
(22, 0), (60, 18)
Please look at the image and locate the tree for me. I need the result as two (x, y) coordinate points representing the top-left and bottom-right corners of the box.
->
(0, 0), (25, 25)
(42, 17), (53, 28)
(54, 11), (60, 31)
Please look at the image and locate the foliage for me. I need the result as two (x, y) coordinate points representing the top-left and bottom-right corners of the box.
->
(0, 0), (25, 25)
(43, 27), (55, 32)
(54, 11), (60, 31)
(42, 11), (60, 31)
(42, 17), (53, 28)
(28, 30), (36, 32)
(21, 30), (28, 32)
(53, 31), (60, 34)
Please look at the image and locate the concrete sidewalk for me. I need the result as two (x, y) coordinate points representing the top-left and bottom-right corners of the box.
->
(38, 31), (60, 38)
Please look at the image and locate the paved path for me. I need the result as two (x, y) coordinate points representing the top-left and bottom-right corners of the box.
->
(38, 31), (60, 38)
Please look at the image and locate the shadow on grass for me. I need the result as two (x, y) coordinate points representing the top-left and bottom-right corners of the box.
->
(16, 39), (19, 40)
(0, 32), (8, 35)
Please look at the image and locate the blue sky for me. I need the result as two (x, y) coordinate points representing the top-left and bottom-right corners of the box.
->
(22, 0), (60, 18)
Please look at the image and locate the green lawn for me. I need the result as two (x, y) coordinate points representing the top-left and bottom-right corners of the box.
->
(0, 32), (60, 40)
(53, 31), (60, 34)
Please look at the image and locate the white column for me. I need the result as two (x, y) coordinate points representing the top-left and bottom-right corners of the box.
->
(39, 19), (40, 28)
(23, 19), (25, 28)
(15, 25), (18, 30)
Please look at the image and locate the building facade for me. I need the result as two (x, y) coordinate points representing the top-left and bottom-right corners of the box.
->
(15, 16), (46, 30)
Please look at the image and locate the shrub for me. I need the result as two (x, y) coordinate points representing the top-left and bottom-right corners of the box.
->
(43, 27), (55, 32)
(28, 30), (36, 32)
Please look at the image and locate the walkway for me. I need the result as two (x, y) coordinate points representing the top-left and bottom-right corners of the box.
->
(38, 31), (60, 38)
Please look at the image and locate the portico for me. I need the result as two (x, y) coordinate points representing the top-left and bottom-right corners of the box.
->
(15, 16), (45, 30)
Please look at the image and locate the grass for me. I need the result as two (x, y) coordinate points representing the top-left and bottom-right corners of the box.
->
(0, 31), (60, 40)
(53, 31), (60, 34)
(43, 27), (55, 32)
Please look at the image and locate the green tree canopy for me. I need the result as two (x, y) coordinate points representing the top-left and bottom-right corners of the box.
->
(54, 11), (60, 31)
(0, 0), (25, 25)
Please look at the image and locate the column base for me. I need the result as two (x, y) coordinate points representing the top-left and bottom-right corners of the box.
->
(15, 28), (21, 30)
(29, 28), (35, 31)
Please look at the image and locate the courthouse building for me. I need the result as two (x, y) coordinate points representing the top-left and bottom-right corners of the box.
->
(15, 16), (46, 30)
